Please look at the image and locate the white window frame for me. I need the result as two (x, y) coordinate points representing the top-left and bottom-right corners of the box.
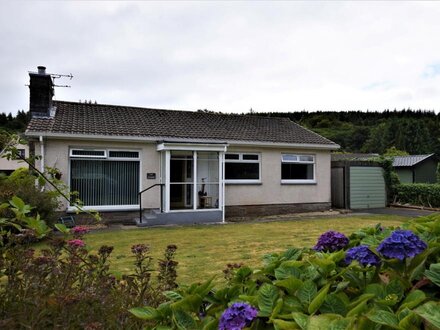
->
(225, 152), (261, 184)
(70, 149), (107, 158)
(281, 154), (316, 184)
(68, 147), (141, 211)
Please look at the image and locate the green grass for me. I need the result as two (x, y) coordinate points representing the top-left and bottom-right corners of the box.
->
(84, 215), (407, 285)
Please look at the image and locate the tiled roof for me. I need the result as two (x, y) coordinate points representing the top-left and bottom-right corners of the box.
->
(392, 154), (435, 167)
(26, 101), (337, 146)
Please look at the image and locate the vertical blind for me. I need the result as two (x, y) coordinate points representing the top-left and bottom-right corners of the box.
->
(71, 159), (140, 206)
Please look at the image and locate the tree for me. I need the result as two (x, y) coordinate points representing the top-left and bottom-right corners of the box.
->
(383, 146), (409, 157)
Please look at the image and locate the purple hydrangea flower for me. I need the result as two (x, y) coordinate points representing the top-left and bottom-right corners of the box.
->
(345, 245), (381, 267)
(313, 231), (349, 252)
(219, 302), (258, 330)
(377, 230), (427, 260)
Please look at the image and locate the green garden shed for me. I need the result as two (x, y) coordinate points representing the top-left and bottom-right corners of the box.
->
(393, 154), (438, 184)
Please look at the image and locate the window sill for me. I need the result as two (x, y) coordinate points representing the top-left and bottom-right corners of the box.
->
(281, 180), (316, 185)
(225, 180), (262, 185)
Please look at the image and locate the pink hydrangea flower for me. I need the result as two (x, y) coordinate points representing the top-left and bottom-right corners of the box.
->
(67, 239), (86, 248)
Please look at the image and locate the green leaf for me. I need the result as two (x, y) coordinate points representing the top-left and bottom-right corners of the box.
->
(282, 248), (302, 261)
(320, 293), (347, 316)
(414, 302), (440, 329)
(10, 196), (26, 211)
(398, 310), (419, 330)
(273, 319), (301, 330)
(313, 258), (336, 275)
(328, 249), (346, 263)
(425, 263), (440, 287)
(297, 280), (317, 306)
(281, 296), (303, 313)
(173, 309), (197, 330)
(398, 290), (426, 312)
(347, 293), (375, 310)
(154, 326), (173, 330)
(257, 283), (279, 317)
(270, 298), (284, 320)
(275, 264), (301, 280)
(129, 307), (160, 320)
(201, 318), (218, 330)
(365, 283), (385, 299)
(329, 318), (352, 330)
(163, 291), (183, 301)
(292, 312), (308, 330)
(308, 283), (330, 315)
(346, 300), (369, 318)
(367, 310), (400, 329)
(171, 294), (202, 311)
(385, 279), (404, 299)
(308, 314), (344, 330)
(193, 277), (215, 296)
(274, 277), (303, 295)
(54, 223), (69, 234)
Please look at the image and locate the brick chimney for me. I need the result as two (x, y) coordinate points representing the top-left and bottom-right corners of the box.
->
(29, 66), (54, 117)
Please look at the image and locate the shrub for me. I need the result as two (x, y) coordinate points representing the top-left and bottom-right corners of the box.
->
(395, 183), (440, 207)
(0, 168), (59, 226)
(0, 198), (179, 329)
(130, 214), (440, 329)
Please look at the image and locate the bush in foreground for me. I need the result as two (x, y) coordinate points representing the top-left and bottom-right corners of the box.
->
(130, 217), (440, 329)
(0, 197), (178, 329)
(1, 195), (440, 329)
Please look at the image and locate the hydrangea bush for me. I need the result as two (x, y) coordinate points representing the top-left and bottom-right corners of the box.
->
(219, 302), (258, 330)
(131, 215), (440, 329)
(314, 230), (349, 252)
(377, 229), (428, 260)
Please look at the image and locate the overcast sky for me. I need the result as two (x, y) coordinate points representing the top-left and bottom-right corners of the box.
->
(2, 1), (440, 115)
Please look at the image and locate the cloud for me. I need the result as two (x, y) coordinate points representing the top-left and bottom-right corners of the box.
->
(1, 1), (440, 114)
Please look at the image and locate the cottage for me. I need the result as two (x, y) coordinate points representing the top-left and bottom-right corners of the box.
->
(25, 67), (339, 225)
(393, 154), (438, 184)
(0, 143), (28, 175)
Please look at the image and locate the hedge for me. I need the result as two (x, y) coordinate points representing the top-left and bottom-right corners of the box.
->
(395, 183), (440, 207)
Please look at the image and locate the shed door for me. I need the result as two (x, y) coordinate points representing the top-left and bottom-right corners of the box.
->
(331, 167), (345, 208)
(350, 167), (386, 209)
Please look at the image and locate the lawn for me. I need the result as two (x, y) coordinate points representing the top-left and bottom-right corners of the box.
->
(84, 215), (407, 285)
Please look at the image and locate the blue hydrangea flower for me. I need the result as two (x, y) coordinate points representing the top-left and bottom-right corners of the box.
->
(313, 231), (349, 252)
(377, 230), (427, 260)
(345, 245), (381, 267)
(219, 302), (258, 330)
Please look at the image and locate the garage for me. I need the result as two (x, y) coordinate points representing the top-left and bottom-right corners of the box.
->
(349, 166), (386, 209)
(331, 155), (386, 209)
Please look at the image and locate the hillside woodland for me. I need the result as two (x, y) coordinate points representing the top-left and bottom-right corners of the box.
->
(256, 109), (439, 155)
(1, 109), (439, 155)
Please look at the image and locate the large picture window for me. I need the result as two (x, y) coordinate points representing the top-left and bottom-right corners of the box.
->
(225, 153), (260, 183)
(281, 154), (315, 184)
(70, 149), (140, 207)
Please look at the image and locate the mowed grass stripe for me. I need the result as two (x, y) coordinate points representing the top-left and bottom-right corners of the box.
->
(84, 215), (407, 284)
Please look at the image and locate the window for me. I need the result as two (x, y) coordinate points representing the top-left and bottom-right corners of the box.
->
(17, 149), (26, 158)
(281, 154), (315, 183)
(70, 148), (140, 207)
(225, 153), (260, 183)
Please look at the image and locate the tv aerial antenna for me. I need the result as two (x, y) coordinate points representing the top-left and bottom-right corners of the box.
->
(50, 72), (74, 88)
